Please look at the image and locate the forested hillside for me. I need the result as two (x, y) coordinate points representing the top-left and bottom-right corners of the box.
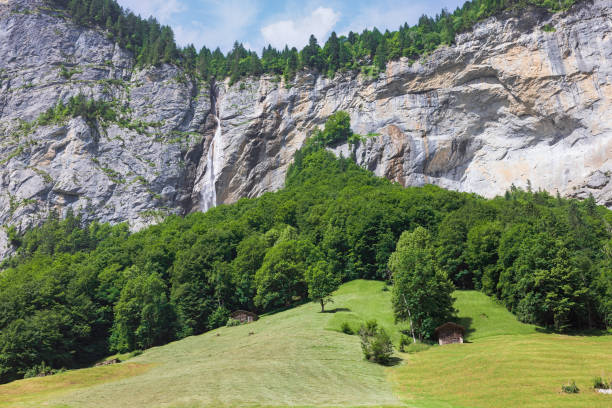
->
(47, 0), (583, 82)
(0, 0), (609, 389)
(1, 113), (610, 383)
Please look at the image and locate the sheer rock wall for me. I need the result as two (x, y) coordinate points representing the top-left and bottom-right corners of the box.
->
(1, 0), (611, 256)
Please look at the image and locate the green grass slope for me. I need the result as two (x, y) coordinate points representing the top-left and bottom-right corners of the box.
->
(453, 290), (538, 340)
(325, 280), (406, 343)
(391, 291), (612, 408)
(1, 280), (401, 408)
(1, 281), (610, 408)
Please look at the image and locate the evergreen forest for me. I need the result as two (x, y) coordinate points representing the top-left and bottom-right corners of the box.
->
(47, 0), (582, 83)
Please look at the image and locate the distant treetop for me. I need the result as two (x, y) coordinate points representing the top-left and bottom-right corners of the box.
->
(47, 0), (582, 83)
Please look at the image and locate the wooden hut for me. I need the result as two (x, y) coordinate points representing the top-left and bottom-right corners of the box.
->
(434, 322), (465, 345)
(230, 310), (259, 324)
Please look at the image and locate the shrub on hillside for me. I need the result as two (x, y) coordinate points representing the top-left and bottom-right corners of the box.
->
(340, 321), (354, 335)
(593, 376), (610, 389)
(561, 380), (579, 394)
(226, 318), (241, 327)
(399, 334), (431, 353)
(403, 342), (431, 354)
(208, 306), (230, 330)
(23, 361), (59, 379)
(359, 320), (393, 364)
(398, 334), (412, 352)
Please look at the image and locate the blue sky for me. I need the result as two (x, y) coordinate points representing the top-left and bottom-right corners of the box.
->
(117, 0), (466, 52)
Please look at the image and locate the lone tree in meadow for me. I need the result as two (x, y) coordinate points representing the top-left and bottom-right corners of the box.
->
(389, 227), (455, 342)
(305, 261), (340, 312)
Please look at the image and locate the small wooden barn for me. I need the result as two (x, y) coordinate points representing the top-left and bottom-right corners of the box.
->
(434, 322), (465, 345)
(230, 310), (259, 324)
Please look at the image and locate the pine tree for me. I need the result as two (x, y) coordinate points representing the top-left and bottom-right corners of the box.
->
(301, 35), (322, 70)
(283, 48), (299, 83)
(324, 31), (340, 76)
(248, 53), (263, 76)
(374, 39), (388, 70)
(197, 46), (211, 79)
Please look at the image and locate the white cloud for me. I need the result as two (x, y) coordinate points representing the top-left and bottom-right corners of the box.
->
(118, 0), (186, 22)
(117, 0), (259, 51)
(173, 23), (206, 47)
(261, 7), (340, 49)
(174, 1), (259, 51)
(114, 0), (462, 54)
(339, 2), (429, 35)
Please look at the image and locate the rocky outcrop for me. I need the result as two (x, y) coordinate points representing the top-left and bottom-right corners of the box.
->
(206, 0), (612, 208)
(0, 0), (216, 258)
(1, 0), (611, 258)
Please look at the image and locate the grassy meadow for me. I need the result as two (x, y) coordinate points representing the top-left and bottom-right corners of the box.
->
(390, 291), (612, 408)
(0, 280), (402, 408)
(0, 280), (610, 408)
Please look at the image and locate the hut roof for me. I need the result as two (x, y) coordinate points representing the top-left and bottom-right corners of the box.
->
(434, 322), (465, 335)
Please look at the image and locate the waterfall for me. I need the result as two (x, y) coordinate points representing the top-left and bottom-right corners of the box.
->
(200, 114), (222, 212)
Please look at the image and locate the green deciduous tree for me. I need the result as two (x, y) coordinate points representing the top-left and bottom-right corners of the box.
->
(305, 261), (339, 312)
(389, 227), (455, 341)
(466, 221), (502, 292)
(110, 267), (175, 352)
(323, 110), (352, 144)
(254, 240), (313, 310)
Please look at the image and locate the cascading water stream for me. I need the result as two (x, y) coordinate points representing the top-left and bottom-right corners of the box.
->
(200, 113), (222, 212)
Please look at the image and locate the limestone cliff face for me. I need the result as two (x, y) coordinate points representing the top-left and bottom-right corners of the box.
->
(208, 0), (612, 208)
(1, 0), (611, 257)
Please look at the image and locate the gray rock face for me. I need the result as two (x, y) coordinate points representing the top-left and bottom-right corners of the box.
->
(1, 0), (611, 258)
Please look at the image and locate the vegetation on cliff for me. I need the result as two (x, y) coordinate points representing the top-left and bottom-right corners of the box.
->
(47, 0), (583, 83)
(0, 111), (610, 382)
